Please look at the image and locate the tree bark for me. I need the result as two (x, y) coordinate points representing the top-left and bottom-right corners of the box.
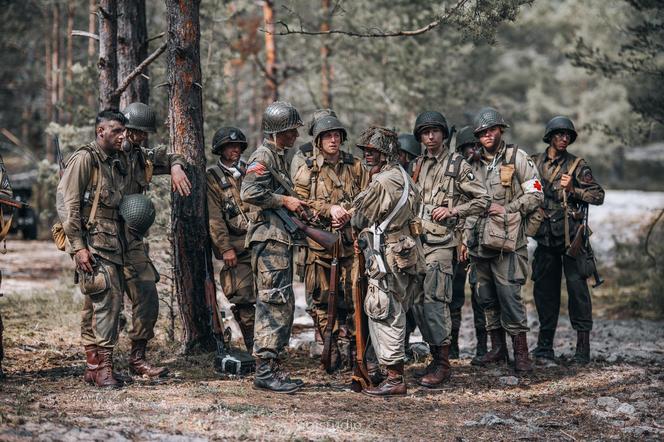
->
(51, 3), (60, 122)
(98, 0), (118, 110)
(320, 0), (332, 108)
(65, 0), (74, 122)
(87, 0), (97, 109)
(117, 0), (149, 109)
(165, 0), (215, 353)
(262, 0), (278, 103)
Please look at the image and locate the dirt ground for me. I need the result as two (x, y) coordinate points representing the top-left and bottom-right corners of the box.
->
(1, 240), (663, 441)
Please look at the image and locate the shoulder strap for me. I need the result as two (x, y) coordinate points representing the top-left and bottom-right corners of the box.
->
(444, 153), (462, 177)
(568, 157), (583, 175)
(208, 165), (231, 189)
(412, 157), (424, 182)
(85, 160), (102, 230)
(376, 166), (410, 235)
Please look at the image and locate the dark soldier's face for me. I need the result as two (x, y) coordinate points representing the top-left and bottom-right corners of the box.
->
(274, 128), (299, 149)
(398, 151), (413, 169)
(363, 147), (381, 167)
(221, 143), (243, 164)
(551, 131), (572, 152)
(97, 120), (126, 152)
(461, 144), (480, 163)
(420, 127), (445, 151)
(477, 126), (503, 151)
(122, 128), (147, 151)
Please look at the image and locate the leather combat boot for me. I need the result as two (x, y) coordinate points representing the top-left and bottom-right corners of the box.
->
(418, 345), (451, 388)
(129, 339), (169, 378)
(532, 329), (556, 361)
(363, 362), (407, 397)
(254, 359), (301, 393)
(571, 331), (590, 365)
(450, 327), (460, 360)
(367, 360), (386, 385)
(475, 328), (488, 359)
(84, 344), (99, 384)
(94, 347), (121, 388)
(512, 333), (534, 373)
(473, 328), (508, 366)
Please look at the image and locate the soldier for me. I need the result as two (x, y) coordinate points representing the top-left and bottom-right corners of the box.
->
(449, 126), (487, 361)
(409, 112), (490, 387)
(397, 133), (421, 172)
(56, 109), (128, 388)
(207, 126), (255, 352)
(111, 102), (191, 379)
(292, 114), (366, 371)
(288, 109), (337, 180)
(466, 107), (543, 373)
(0, 153), (13, 379)
(352, 126), (423, 397)
(531, 116), (605, 364)
(240, 101), (308, 394)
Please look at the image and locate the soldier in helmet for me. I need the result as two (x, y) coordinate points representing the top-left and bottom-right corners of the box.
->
(409, 112), (490, 387)
(397, 133), (421, 172)
(465, 107), (543, 373)
(448, 126), (487, 361)
(0, 153), (13, 379)
(292, 113), (367, 371)
(531, 116), (604, 365)
(352, 126), (424, 397)
(110, 102), (191, 379)
(57, 109), (128, 387)
(240, 101), (308, 394)
(288, 109), (337, 179)
(206, 127), (255, 352)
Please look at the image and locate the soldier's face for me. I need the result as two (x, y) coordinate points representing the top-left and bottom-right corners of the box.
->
(274, 128), (299, 149)
(363, 147), (381, 166)
(420, 127), (444, 151)
(551, 131), (571, 152)
(221, 143), (243, 164)
(97, 120), (126, 152)
(477, 126), (503, 151)
(461, 144), (480, 162)
(319, 130), (342, 156)
(122, 128), (147, 151)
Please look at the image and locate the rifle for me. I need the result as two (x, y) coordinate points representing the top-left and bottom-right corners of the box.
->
(566, 204), (604, 288)
(350, 233), (372, 392)
(271, 206), (338, 253)
(321, 235), (340, 373)
(203, 264), (255, 375)
(54, 135), (66, 178)
(0, 194), (29, 210)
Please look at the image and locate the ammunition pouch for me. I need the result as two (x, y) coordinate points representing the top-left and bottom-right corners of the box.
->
(78, 264), (110, 296)
(481, 212), (521, 252)
(390, 235), (418, 272)
(525, 207), (545, 238)
(358, 230), (387, 280)
(547, 209), (566, 238)
(574, 249), (597, 279)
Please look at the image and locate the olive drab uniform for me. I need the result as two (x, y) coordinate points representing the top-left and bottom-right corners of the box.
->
(467, 141), (543, 336)
(56, 142), (126, 349)
(118, 144), (186, 342)
(351, 163), (423, 366)
(207, 159), (256, 352)
(411, 148), (490, 349)
(531, 150), (604, 357)
(293, 149), (367, 365)
(241, 140), (301, 361)
(0, 154), (13, 378)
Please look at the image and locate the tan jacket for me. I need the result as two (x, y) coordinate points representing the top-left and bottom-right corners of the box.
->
(56, 142), (125, 264)
(207, 160), (250, 258)
(0, 155), (11, 198)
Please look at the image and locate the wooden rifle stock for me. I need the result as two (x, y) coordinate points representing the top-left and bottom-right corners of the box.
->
(321, 237), (340, 373)
(282, 211), (338, 252)
(0, 195), (29, 209)
(350, 233), (371, 392)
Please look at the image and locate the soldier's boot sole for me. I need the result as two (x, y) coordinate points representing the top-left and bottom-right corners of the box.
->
(252, 383), (301, 394)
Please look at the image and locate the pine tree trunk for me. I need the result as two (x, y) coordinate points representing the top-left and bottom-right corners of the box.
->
(98, 0), (118, 110)
(87, 0), (96, 109)
(44, 17), (53, 157)
(262, 0), (278, 103)
(117, 0), (149, 109)
(65, 0), (74, 122)
(320, 0), (332, 108)
(51, 3), (60, 122)
(165, 0), (215, 353)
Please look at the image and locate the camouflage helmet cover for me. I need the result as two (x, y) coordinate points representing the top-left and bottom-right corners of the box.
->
(307, 108), (337, 136)
(120, 194), (156, 237)
(356, 126), (399, 158)
(122, 102), (157, 133)
(262, 101), (303, 134)
(312, 115), (347, 144)
(455, 126), (477, 151)
(473, 107), (510, 134)
(397, 133), (421, 158)
(212, 127), (248, 154)
(413, 111), (449, 142)
(543, 116), (577, 144)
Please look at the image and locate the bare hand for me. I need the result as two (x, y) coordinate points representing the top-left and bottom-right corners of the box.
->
(282, 196), (309, 217)
(488, 203), (506, 216)
(459, 243), (468, 263)
(171, 164), (192, 196)
(432, 206), (457, 222)
(330, 205), (351, 229)
(560, 173), (573, 192)
(222, 248), (238, 268)
(74, 249), (95, 273)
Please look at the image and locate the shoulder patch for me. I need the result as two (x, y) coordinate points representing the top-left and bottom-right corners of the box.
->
(467, 171), (475, 181)
(527, 158), (535, 168)
(246, 161), (266, 176)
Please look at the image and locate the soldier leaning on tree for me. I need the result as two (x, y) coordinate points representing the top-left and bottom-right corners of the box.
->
(531, 116), (605, 365)
(240, 101), (309, 394)
(292, 114), (367, 371)
(56, 109), (128, 388)
(352, 126), (424, 397)
(465, 107), (543, 374)
(409, 111), (491, 388)
(0, 153), (14, 380)
(207, 126), (256, 353)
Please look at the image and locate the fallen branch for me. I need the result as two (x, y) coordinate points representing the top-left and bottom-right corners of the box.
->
(112, 41), (167, 100)
(71, 30), (99, 41)
(265, 0), (468, 38)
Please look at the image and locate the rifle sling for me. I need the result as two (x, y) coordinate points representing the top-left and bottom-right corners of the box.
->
(562, 157), (583, 249)
(85, 166), (102, 230)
